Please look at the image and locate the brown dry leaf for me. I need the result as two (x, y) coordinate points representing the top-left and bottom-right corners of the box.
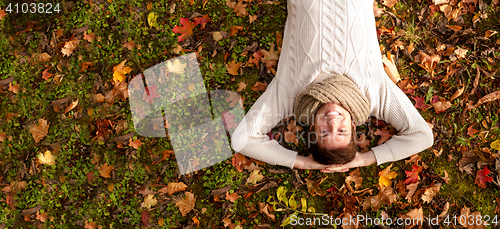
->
(345, 168), (363, 190)
(0, 132), (6, 142)
(432, 97), (452, 113)
(227, 60), (242, 76)
(175, 192), (196, 216)
(475, 91), (500, 107)
(61, 39), (80, 57)
(159, 182), (187, 195)
(32, 53), (51, 63)
(284, 131), (297, 144)
(260, 43), (280, 68)
(450, 87), (464, 101)
(226, 0), (236, 8)
(246, 169), (264, 185)
(259, 203), (276, 221)
(79, 61), (93, 73)
(305, 178), (327, 196)
(249, 14), (258, 24)
(382, 0), (397, 7)
(422, 183), (441, 203)
(37, 150), (57, 165)
(42, 68), (54, 81)
(112, 60), (132, 83)
(237, 82), (247, 92)
(374, 128), (393, 145)
(405, 182), (419, 202)
(84, 221), (97, 229)
(0, 9), (6, 21)
(29, 118), (49, 143)
(8, 83), (21, 94)
(402, 208), (424, 228)
(123, 40), (136, 50)
(92, 93), (105, 103)
(141, 194), (158, 209)
(226, 91), (244, 108)
(418, 52), (440, 72)
(233, 1), (249, 17)
(459, 206), (471, 227)
(99, 163), (114, 178)
(454, 48), (468, 59)
(64, 99), (79, 114)
(445, 25), (463, 31)
(250, 81), (267, 91)
(438, 202), (450, 218)
(382, 52), (401, 84)
(225, 191), (240, 202)
(83, 31), (96, 43)
(129, 138), (142, 149)
(36, 211), (49, 222)
(229, 25), (244, 37)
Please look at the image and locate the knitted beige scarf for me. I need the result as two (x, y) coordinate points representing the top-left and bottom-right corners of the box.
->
(294, 74), (370, 126)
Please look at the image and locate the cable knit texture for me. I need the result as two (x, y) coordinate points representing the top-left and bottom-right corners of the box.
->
(294, 74), (370, 126)
(231, 0), (434, 168)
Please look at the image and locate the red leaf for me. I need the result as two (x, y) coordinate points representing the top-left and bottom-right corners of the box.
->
(374, 128), (392, 145)
(404, 165), (422, 184)
(145, 84), (159, 100)
(412, 96), (430, 110)
(222, 110), (239, 130)
(141, 210), (154, 228)
(475, 167), (493, 188)
(193, 14), (210, 29)
(172, 18), (194, 42)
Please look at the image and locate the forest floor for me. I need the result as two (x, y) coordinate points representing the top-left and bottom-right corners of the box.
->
(0, 0), (500, 228)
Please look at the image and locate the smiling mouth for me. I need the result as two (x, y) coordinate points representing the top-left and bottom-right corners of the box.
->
(325, 110), (341, 117)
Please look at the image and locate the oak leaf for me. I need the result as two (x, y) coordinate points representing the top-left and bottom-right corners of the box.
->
(422, 183), (441, 203)
(175, 192), (196, 216)
(29, 118), (49, 143)
(61, 39), (80, 57)
(113, 60), (132, 83)
(99, 163), (114, 178)
(141, 194), (158, 209)
(227, 60), (242, 76)
(159, 182), (187, 195)
(475, 167), (493, 188)
(404, 165), (422, 184)
(37, 150), (57, 165)
(378, 164), (398, 187)
(172, 18), (194, 42)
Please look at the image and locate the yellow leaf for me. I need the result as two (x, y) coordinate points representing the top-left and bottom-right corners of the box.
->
(166, 59), (186, 73)
(37, 150), (56, 165)
(147, 12), (160, 30)
(61, 39), (80, 57)
(141, 194), (158, 209)
(378, 164), (398, 187)
(491, 140), (500, 150)
(112, 60), (132, 83)
(246, 169), (264, 184)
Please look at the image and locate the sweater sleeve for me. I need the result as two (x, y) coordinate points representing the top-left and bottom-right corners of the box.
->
(230, 78), (299, 168)
(369, 77), (434, 164)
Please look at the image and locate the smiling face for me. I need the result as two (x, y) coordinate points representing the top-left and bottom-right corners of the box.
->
(313, 103), (355, 150)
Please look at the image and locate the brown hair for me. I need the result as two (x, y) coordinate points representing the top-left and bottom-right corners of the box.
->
(309, 127), (357, 165)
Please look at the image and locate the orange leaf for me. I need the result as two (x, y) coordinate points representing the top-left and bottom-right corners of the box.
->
(29, 118), (49, 143)
(250, 81), (267, 91)
(61, 39), (80, 57)
(129, 138), (142, 149)
(99, 163), (114, 178)
(79, 61), (93, 73)
(175, 192), (196, 216)
(232, 153), (251, 172)
(112, 60), (132, 83)
(382, 0), (397, 7)
(382, 52), (401, 84)
(225, 191), (240, 202)
(36, 211), (49, 222)
(421, 183), (441, 203)
(83, 31), (96, 43)
(0, 9), (6, 21)
(467, 125), (478, 137)
(123, 40), (136, 50)
(84, 221), (97, 229)
(193, 14), (211, 29)
(249, 14), (258, 24)
(445, 25), (462, 31)
(0, 132), (6, 142)
(227, 60), (242, 76)
(159, 182), (187, 195)
(64, 99), (79, 114)
(404, 165), (422, 184)
(42, 68), (54, 81)
(418, 52), (440, 72)
(229, 25), (244, 37)
(260, 44), (280, 68)
(233, 1), (248, 17)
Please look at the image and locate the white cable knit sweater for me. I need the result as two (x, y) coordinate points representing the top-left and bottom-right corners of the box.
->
(231, 0), (434, 168)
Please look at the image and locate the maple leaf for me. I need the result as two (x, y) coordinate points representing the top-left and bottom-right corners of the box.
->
(305, 178), (327, 196)
(227, 60), (242, 76)
(232, 153), (251, 172)
(112, 60), (132, 83)
(225, 191), (239, 202)
(129, 138), (142, 149)
(422, 183), (441, 203)
(79, 61), (93, 73)
(193, 14), (210, 29)
(37, 150), (57, 165)
(229, 25), (244, 37)
(84, 220), (97, 229)
(412, 96), (431, 110)
(260, 43), (280, 68)
(404, 165), (422, 184)
(467, 125), (478, 137)
(246, 170), (264, 184)
(166, 59), (186, 73)
(29, 118), (49, 143)
(158, 182), (187, 195)
(36, 211), (49, 222)
(83, 31), (96, 43)
(431, 96), (452, 113)
(99, 163), (114, 178)
(0, 9), (6, 21)
(8, 83), (21, 94)
(491, 140), (500, 150)
(222, 110), (239, 130)
(172, 18), (194, 42)
(475, 167), (493, 188)
(175, 192), (196, 216)
(123, 40), (136, 50)
(378, 164), (398, 187)
(141, 210), (154, 228)
(226, 91), (244, 108)
(42, 68), (54, 81)
(454, 48), (468, 59)
(250, 81), (268, 91)
(249, 14), (258, 24)
(61, 39), (80, 57)
(237, 82), (247, 92)
(417, 52), (440, 72)
(141, 194), (158, 209)
(374, 128), (393, 145)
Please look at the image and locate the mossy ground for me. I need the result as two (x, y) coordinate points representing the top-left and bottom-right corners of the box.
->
(0, 0), (499, 228)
